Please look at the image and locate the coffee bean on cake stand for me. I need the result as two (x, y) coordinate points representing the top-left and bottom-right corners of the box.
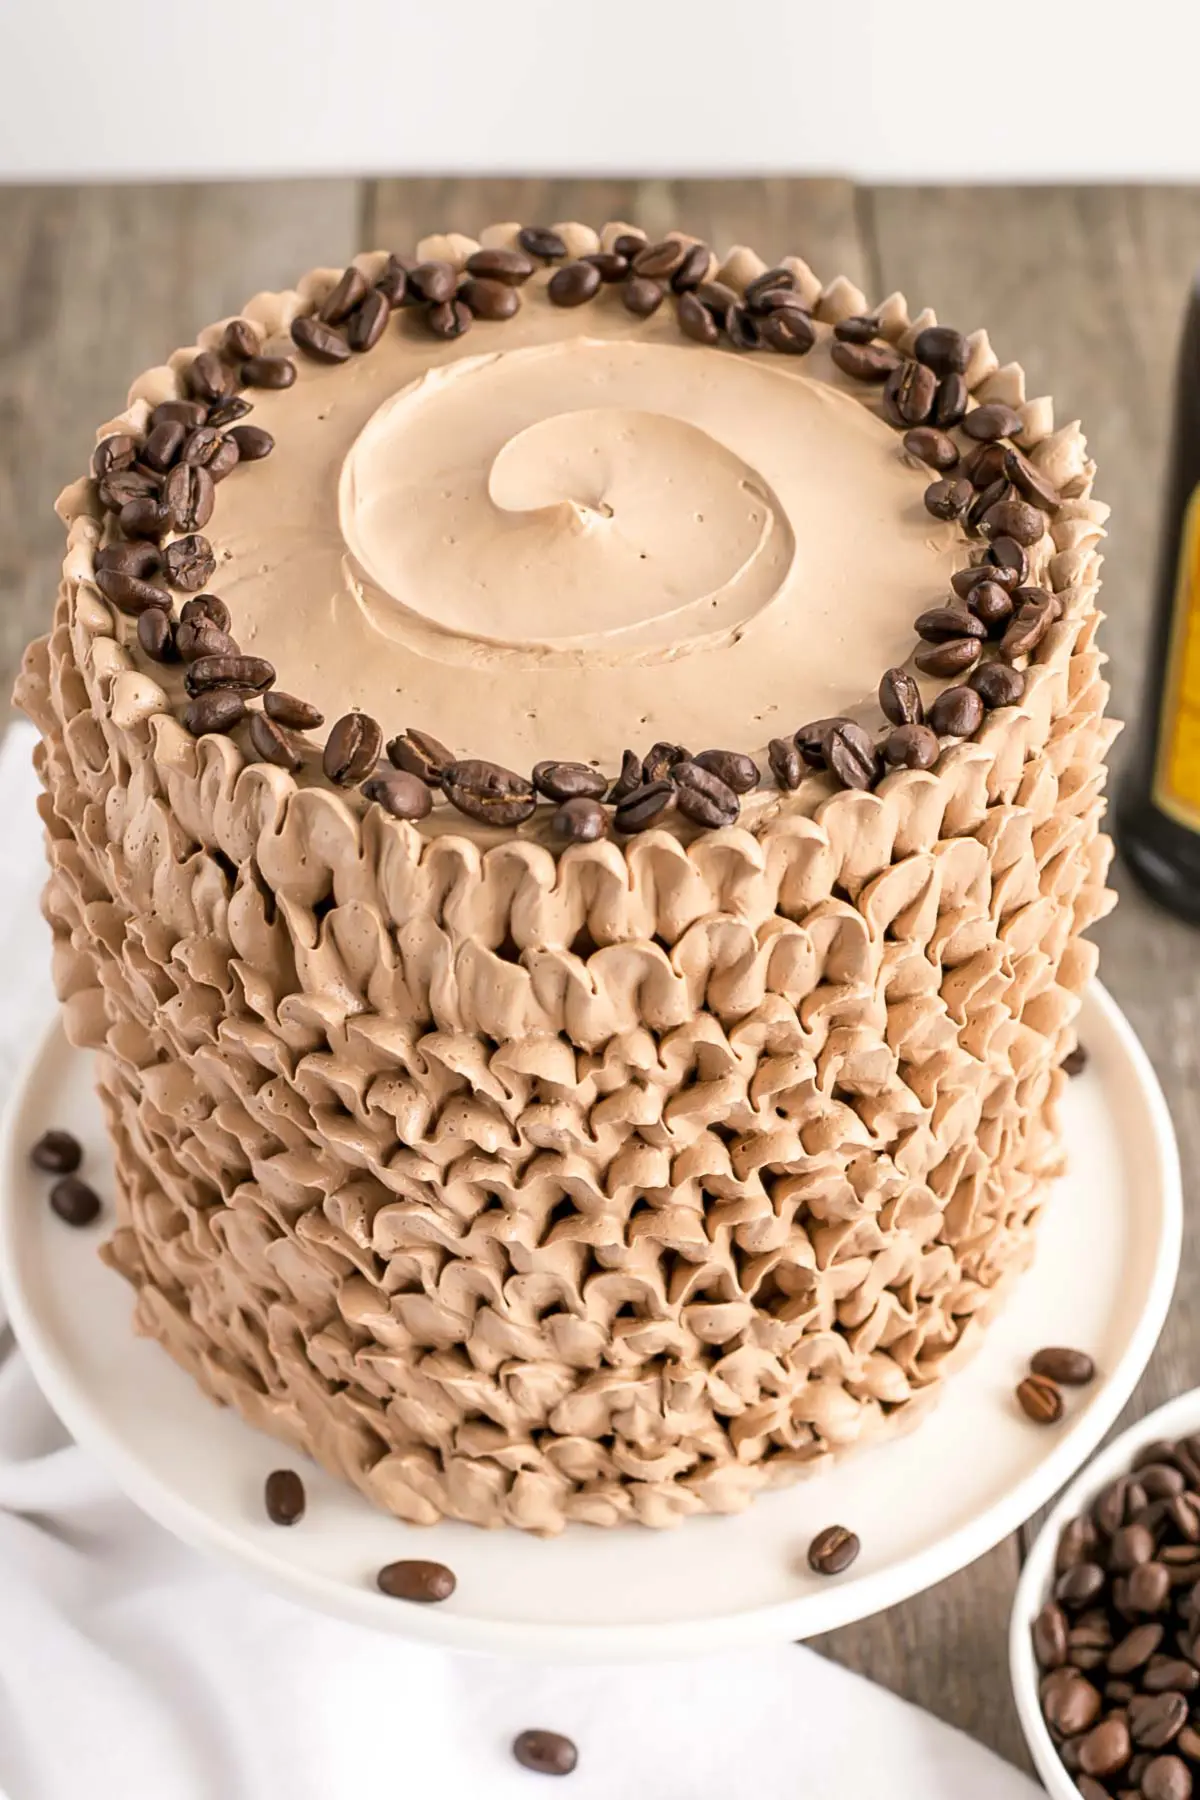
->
(1031, 1348), (1096, 1386)
(264, 1469), (306, 1526)
(512, 1730), (579, 1777)
(49, 1176), (102, 1227)
(1062, 1044), (1089, 1077)
(30, 1129), (82, 1174)
(376, 1559), (457, 1602)
(1017, 1373), (1064, 1424)
(808, 1526), (861, 1575)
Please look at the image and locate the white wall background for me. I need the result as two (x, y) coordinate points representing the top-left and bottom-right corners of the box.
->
(2, 0), (1198, 184)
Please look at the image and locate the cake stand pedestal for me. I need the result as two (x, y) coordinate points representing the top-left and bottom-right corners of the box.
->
(0, 983), (1180, 1661)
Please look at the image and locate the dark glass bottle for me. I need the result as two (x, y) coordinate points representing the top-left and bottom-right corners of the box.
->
(1118, 273), (1200, 921)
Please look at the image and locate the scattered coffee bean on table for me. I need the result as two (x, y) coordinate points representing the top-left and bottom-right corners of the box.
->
(808, 1525), (860, 1575)
(512, 1730), (579, 1777)
(376, 1559), (456, 1603)
(264, 1469), (306, 1526)
(1031, 1347), (1097, 1387)
(49, 1176), (101, 1227)
(1017, 1373), (1064, 1424)
(30, 1129), (82, 1174)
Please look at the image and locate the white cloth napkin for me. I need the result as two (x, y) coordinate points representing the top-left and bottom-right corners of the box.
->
(0, 720), (1039, 1800)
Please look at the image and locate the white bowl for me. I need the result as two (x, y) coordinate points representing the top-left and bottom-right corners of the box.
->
(1010, 1389), (1200, 1796)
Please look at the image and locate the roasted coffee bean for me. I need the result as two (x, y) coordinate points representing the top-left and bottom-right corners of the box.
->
(361, 769), (435, 821)
(465, 246), (536, 285)
(98, 467), (161, 511)
(262, 691), (323, 730)
(96, 540), (161, 579)
(346, 288), (390, 351)
(92, 433), (138, 479)
(1095, 1478), (1138, 1536)
(408, 260), (457, 304)
(164, 463), (215, 533)
(622, 275), (664, 318)
(883, 723), (939, 770)
(952, 561), (1020, 598)
(614, 781), (675, 833)
(1112, 1523), (1157, 1571)
(607, 749), (644, 803)
(677, 291), (719, 345)
(808, 1525), (861, 1575)
(1144, 1661), (1200, 1694)
(242, 354), (297, 389)
(1001, 600), (1055, 661)
(1109, 1624), (1165, 1675)
(1168, 1494), (1200, 1542)
(248, 711), (303, 771)
(969, 661), (1026, 709)
(759, 309), (816, 355)
(204, 397), (252, 429)
(229, 425), (273, 462)
(49, 1176), (101, 1227)
(137, 607), (178, 663)
(184, 655), (275, 697)
(913, 324), (970, 376)
(1078, 1716), (1132, 1778)
(923, 477), (972, 521)
(914, 606), (986, 644)
(673, 761), (740, 827)
(1033, 1600), (1070, 1669)
(291, 315), (352, 363)
(583, 251), (630, 283)
(963, 400), (1024, 442)
(1139, 1463), (1187, 1500)
(1018, 1372), (1064, 1424)
(932, 372), (969, 428)
(1070, 1613), (1113, 1656)
(884, 359), (937, 427)
(532, 760), (608, 802)
(1041, 1668), (1102, 1736)
(1031, 1347), (1096, 1387)
(963, 440), (1011, 489)
(94, 569), (170, 616)
(670, 243), (712, 291)
(693, 749), (760, 794)
(320, 265), (370, 324)
(552, 796), (608, 842)
(1004, 446), (1060, 511)
(982, 497), (1046, 546)
(443, 759), (538, 828)
(426, 299), (472, 340)
(724, 302), (760, 350)
(118, 496), (169, 539)
(833, 313), (881, 344)
(794, 717), (845, 768)
(374, 253), (412, 307)
(459, 277), (521, 322)
(968, 581), (1016, 631)
(183, 689), (245, 735)
(164, 534), (216, 592)
(769, 735), (803, 790)
(642, 742), (690, 784)
(1058, 1516), (1099, 1574)
(743, 285), (806, 319)
(221, 318), (259, 362)
(517, 226), (567, 261)
(376, 1559), (457, 1602)
(928, 684), (984, 739)
(1143, 1755), (1193, 1800)
(988, 536), (1030, 584)
(264, 1468), (306, 1526)
(612, 231), (647, 260)
(151, 399), (209, 431)
(142, 420), (186, 473)
(879, 666), (924, 726)
(831, 339), (903, 382)
(387, 728), (453, 785)
(175, 618), (235, 669)
(548, 260), (603, 308)
(181, 593), (231, 633)
(323, 712), (383, 785)
(31, 1130), (82, 1175)
(1127, 1563), (1172, 1613)
(512, 1730), (578, 1777)
(180, 425), (224, 468)
(826, 722), (880, 791)
(744, 267), (796, 309)
(903, 426), (960, 471)
(1076, 1777), (1111, 1800)
(632, 238), (686, 280)
(967, 475), (1011, 536)
(188, 350), (233, 403)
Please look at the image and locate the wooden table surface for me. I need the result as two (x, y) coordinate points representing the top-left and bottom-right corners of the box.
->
(4, 175), (1199, 1767)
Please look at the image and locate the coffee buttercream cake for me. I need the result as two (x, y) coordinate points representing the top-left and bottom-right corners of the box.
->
(16, 221), (1117, 1532)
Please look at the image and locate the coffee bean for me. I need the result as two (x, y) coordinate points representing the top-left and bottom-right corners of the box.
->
(1128, 1563), (1172, 1613)
(320, 265), (370, 324)
(323, 712), (383, 786)
(229, 425), (273, 462)
(260, 692), (322, 731)
(583, 251), (630, 283)
(808, 1524), (861, 1575)
(1144, 1754), (1193, 1800)
(612, 232), (647, 260)
(151, 399), (209, 431)
(884, 360), (937, 427)
(1076, 1779), (1110, 1800)
(924, 477), (972, 521)
(387, 728), (453, 785)
(915, 637), (983, 678)
(92, 434), (138, 478)
(1001, 599), (1054, 661)
(426, 299), (472, 340)
(832, 313), (881, 344)
(184, 655), (275, 697)
(164, 463), (215, 533)
(741, 285), (806, 320)
(189, 350), (233, 403)
(724, 302), (760, 351)
(376, 1559), (456, 1602)
(137, 607), (178, 663)
(1031, 1347), (1096, 1387)
(97, 467), (161, 512)
(181, 593), (231, 633)
(205, 397), (252, 429)
(465, 246), (536, 285)
(673, 761), (740, 827)
(794, 717), (847, 769)
(1059, 1046), (1088, 1082)
(264, 1468), (306, 1526)
(512, 1730), (578, 1777)
(1018, 1372), (1064, 1424)
(622, 275), (664, 318)
(744, 268), (796, 309)
(964, 440), (1011, 489)
(608, 748), (644, 802)
(982, 497), (1045, 546)
(826, 722), (880, 791)
(914, 324), (970, 375)
(1078, 1716), (1132, 1778)
(248, 710), (303, 771)
(118, 496), (169, 540)
(221, 318), (259, 361)
(642, 741), (691, 784)
(883, 723), (939, 770)
(183, 689), (245, 735)
(346, 288), (390, 351)
(632, 238), (686, 280)
(1180, 1726), (1200, 1760)
(173, 614), (236, 665)
(1109, 1624), (1165, 1675)
(928, 684), (984, 739)
(552, 796), (607, 842)
(967, 475), (1011, 536)
(1095, 1477), (1138, 1536)
(164, 534), (216, 592)
(914, 606), (985, 643)
(375, 253), (412, 307)
(548, 261), (602, 307)
(952, 561), (1020, 598)
(443, 759), (537, 827)
(670, 243), (711, 291)
(180, 425), (223, 469)
(760, 310), (816, 355)
(1004, 446), (1061, 511)
(1143, 1660), (1200, 1694)
(242, 355), (297, 389)
(1140, 1464), (1187, 1500)
(408, 260), (457, 304)
(95, 570), (170, 616)
(932, 372), (969, 429)
(831, 340), (903, 382)
(1057, 1516), (1099, 1574)
(968, 661), (1026, 709)
(677, 291), (719, 345)
(879, 666), (924, 726)
(31, 1130), (82, 1175)
(96, 540), (161, 580)
(291, 315), (352, 363)
(1034, 1600), (1070, 1669)
(692, 749), (759, 794)
(963, 401), (1024, 442)
(361, 769), (434, 821)
(967, 581), (1015, 632)
(142, 420), (186, 472)
(903, 426), (959, 471)
(460, 277), (521, 322)
(614, 781), (675, 833)
(532, 761), (608, 802)
(49, 1176), (101, 1227)
(1112, 1523), (1157, 1571)
(517, 226), (567, 261)
(1042, 1668), (1102, 1736)
(769, 736), (803, 790)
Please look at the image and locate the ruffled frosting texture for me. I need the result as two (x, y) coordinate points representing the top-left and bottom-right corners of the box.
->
(14, 223), (1117, 1532)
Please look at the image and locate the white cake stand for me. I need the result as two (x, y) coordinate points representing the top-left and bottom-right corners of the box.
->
(0, 983), (1180, 1662)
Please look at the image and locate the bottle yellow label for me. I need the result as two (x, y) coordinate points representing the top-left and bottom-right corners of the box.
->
(1154, 482), (1200, 831)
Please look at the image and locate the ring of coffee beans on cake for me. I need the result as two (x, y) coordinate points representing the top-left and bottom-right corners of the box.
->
(90, 229), (1064, 844)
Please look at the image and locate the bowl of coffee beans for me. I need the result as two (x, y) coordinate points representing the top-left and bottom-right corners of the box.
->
(1011, 1392), (1200, 1800)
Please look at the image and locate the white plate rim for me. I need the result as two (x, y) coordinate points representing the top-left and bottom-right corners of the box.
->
(0, 981), (1183, 1661)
